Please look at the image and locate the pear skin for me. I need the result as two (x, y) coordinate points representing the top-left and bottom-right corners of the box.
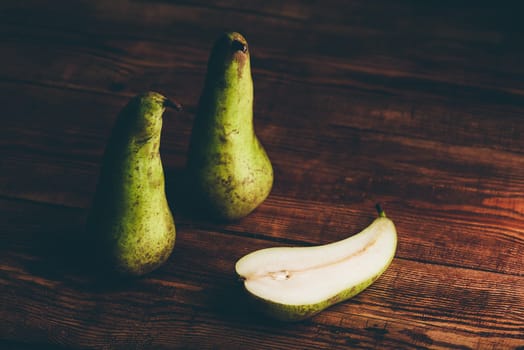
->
(187, 32), (273, 221)
(87, 92), (180, 277)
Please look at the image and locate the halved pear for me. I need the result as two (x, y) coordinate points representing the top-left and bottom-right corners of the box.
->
(235, 205), (397, 321)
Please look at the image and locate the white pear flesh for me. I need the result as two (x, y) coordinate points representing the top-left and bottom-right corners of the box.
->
(235, 214), (397, 321)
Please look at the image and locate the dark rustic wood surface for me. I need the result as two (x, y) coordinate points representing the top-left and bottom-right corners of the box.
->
(1, 1), (523, 349)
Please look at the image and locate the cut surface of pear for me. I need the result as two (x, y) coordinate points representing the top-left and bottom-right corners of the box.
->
(235, 207), (397, 321)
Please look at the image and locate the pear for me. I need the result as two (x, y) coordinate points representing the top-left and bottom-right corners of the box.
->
(235, 205), (397, 321)
(186, 32), (273, 221)
(87, 92), (181, 277)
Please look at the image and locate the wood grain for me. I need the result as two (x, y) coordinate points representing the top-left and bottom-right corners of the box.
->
(1, 199), (522, 349)
(1, 0), (524, 349)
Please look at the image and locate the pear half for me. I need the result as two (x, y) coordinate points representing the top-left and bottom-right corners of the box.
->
(235, 206), (397, 321)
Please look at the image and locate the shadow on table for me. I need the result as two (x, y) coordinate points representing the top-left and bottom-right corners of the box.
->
(23, 223), (142, 291)
(164, 166), (230, 224)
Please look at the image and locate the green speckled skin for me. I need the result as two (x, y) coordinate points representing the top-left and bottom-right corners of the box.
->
(187, 32), (273, 221)
(87, 92), (176, 277)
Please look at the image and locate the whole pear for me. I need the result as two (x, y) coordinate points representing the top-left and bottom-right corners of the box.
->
(187, 32), (273, 221)
(87, 92), (180, 277)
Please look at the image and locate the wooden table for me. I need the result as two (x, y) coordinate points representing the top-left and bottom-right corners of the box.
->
(1, 1), (523, 349)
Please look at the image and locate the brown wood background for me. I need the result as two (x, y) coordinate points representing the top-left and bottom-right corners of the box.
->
(1, 1), (523, 349)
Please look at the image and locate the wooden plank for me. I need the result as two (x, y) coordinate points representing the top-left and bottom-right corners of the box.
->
(0, 81), (523, 276)
(3, 0), (523, 82)
(1, 1), (524, 122)
(1, 199), (522, 349)
(1, 81), (524, 195)
(1, 34), (523, 153)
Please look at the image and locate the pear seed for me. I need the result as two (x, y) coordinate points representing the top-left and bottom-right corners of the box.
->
(269, 270), (290, 281)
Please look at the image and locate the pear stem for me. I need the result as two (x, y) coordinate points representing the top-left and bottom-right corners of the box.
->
(164, 98), (183, 111)
(376, 203), (386, 217)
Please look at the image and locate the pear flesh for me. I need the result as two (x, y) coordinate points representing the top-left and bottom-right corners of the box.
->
(235, 209), (397, 321)
(187, 32), (273, 221)
(87, 92), (178, 277)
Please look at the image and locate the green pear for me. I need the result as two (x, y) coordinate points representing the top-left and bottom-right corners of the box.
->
(235, 205), (397, 321)
(186, 32), (273, 221)
(87, 92), (180, 277)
